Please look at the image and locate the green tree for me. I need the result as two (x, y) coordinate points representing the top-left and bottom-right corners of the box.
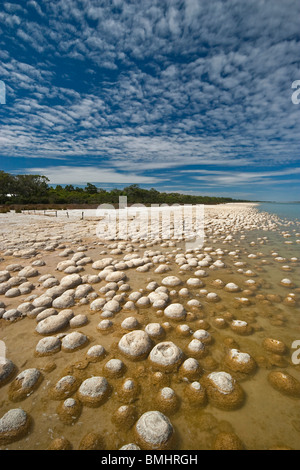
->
(65, 184), (75, 192)
(14, 174), (49, 203)
(85, 182), (98, 194)
(0, 171), (16, 203)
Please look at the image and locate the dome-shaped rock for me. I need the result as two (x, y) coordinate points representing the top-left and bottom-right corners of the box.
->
(149, 341), (183, 371)
(0, 408), (31, 444)
(135, 411), (174, 450)
(118, 330), (152, 360)
(78, 376), (110, 407)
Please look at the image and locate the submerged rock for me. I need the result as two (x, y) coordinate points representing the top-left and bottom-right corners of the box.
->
(135, 410), (175, 450)
(78, 376), (110, 407)
(164, 303), (186, 321)
(8, 368), (42, 402)
(35, 314), (69, 335)
(224, 349), (256, 374)
(204, 371), (245, 410)
(268, 371), (300, 397)
(0, 408), (31, 444)
(61, 332), (88, 352)
(118, 330), (152, 360)
(161, 276), (182, 287)
(149, 341), (183, 371)
(0, 358), (16, 387)
(35, 336), (61, 356)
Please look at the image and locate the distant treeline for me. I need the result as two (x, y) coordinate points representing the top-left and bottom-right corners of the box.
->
(0, 170), (251, 207)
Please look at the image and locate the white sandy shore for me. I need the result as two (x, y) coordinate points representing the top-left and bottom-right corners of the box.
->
(0, 202), (278, 254)
(17, 202), (260, 220)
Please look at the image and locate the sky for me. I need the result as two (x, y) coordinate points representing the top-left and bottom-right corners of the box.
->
(0, 0), (299, 202)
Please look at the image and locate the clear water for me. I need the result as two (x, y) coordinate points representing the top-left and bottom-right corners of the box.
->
(258, 203), (300, 223)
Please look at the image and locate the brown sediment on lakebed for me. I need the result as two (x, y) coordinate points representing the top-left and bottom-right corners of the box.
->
(0, 203), (300, 450)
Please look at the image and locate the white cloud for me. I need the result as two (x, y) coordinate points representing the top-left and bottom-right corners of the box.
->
(0, 0), (299, 193)
(21, 166), (166, 185)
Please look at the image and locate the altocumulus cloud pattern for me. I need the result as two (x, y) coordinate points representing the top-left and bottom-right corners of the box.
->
(0, 0), (299, 200)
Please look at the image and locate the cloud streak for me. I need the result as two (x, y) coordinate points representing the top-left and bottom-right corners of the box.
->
(20, 166), (165, 185)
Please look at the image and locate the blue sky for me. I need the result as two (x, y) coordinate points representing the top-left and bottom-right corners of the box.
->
(0, 0), (299, 201)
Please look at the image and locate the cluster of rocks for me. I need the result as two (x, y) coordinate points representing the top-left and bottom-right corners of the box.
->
(1, 206), (300, 450)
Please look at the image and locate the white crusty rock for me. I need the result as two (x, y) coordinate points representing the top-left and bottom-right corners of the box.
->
(0, 358), (15, 386)
(145, 323), (165, 338)
(59, 309), (74, 321)
(104, 359), (125, 377)
(224, 282), (240, 292)
(19, 282), (34, 295)
(206, 292), (220, 302)
(280, 278), (293, 287)
(52, 293), (75, 309)
(121, 316), (139, 330)
(187, 339), (206, 356)
(164, 303), (186, 321)
(69, 314), (88, 328)
(118, 330), (152, 360)
(86, 345), (106, 361)
(61, 332), (88, 351)
(161, 276), (182, 287)
(102, 299), (120, 313)
(186, 278), (203, 287)
(135, 411), (174, 450)
(0, 271), (10, 283)
(16, 302), (34, 315)
(180, 358), (201, 374)
(56, 260), (76, 271)
(36, 308), (57, 322)
(148, 291), (169, 309)
(193, 329), (211, 343)
(74, 284), (93, 299)
(35, 336), (61, 356)
(149, 341), (183, 370)
(60, 274), (82, 289)
(86, 344), (105, 361)
(123, 301), (136, 311)
(0, 408), (31, 444)
(119, 443), (141, 450)
(136, 296), (151, 308)
(154, 265), (171, 274)
(2, 309), (22, 321)
(90, 298), (106, 311)
(78, 376), (110, 406)
(9, 368), (41, 400)
(32, 295), (53, 309)
(5, 288), (21, 298)
(35, 313), (69, 335)
(207, 372), (235, 395)
(18, 266), (39, 278)
(45, 285), (66, 299)
(42, 277), (59, 288)
(105, 271), (126, 282)
(92, 258), (114, 270)
(97, 319), (113, 331)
